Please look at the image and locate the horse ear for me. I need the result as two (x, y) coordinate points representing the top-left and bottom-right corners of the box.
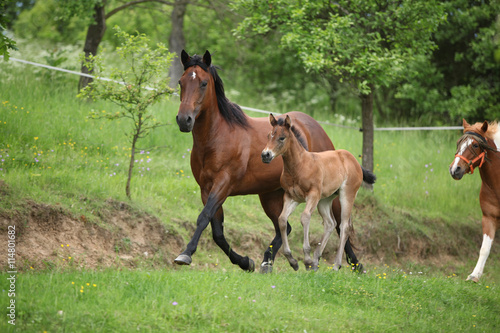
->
(203, 50), (212, 67)
(284, 115), (292, 129)
(181, 50), (190, 67)
(481, 121), (488, 133)
(269, 113), (277, 126)
(462, 118), (470, 129)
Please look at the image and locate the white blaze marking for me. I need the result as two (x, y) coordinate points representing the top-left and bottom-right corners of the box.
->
(191, 71), (196, 80)
(451, 138), (472, 173)
(262, 148), (274, 159)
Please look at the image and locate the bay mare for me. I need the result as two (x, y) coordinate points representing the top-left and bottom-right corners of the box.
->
(174, 50), (363, 273)
(450, 119), (500, 282)
(262, 114), (376, 271)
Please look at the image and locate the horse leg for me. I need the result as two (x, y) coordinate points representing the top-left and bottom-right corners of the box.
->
(258, 190), (292, 274)
(279, 193), (300, 271)
(210, 207), (255, 272)
(302, 195), (319, 271)
(332, 198), (363, 272)
(313, 197), (336, 270)
(333, 190), (356, 271)
(467, 216), (496, 282)
(175, 182), (235, 266)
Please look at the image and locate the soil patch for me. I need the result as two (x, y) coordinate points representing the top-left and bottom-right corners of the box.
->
(0, 192), (184, 270)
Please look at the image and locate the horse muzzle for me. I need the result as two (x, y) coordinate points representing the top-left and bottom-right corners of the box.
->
(449, 165), (464, 180)
(261, 149), (274, 164)
(176, 114), (194, 132)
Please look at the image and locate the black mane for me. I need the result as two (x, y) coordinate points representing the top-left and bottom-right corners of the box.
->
(276, 117), (309, 151)
(184, 55), (249, 129)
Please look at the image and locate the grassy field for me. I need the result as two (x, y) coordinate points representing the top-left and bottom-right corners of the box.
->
(1, 54), (499, 331)
(1, 267), (498, 332)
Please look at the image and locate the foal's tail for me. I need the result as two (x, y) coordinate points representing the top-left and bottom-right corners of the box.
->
(362, 167), (377, 185)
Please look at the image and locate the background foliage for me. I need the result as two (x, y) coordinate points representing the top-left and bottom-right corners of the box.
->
(6, 0), (497, 125)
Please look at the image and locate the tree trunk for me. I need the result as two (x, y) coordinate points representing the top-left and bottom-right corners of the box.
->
(361, 88), (374, 190)
(168, 0), (187, 89)
(78, 5), (107, 91)
(126, 112), (144, 199)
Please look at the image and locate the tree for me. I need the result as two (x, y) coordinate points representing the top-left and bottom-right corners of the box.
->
(78, 26), (175, 199)
(391, 0), (500, 123)
(0, 0), (18, 61)
(235, 0), (444, 181)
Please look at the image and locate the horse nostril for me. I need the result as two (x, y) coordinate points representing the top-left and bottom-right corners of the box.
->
(262, 151), (272, 163)
(186, 116), (192, 124)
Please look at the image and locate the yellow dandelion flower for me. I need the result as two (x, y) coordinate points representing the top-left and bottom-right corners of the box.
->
(68, 257), (72, 260)
(61, 244), (64, 247)
(34, 137), (39, 140)
(72, 282), (75, 285)
(93, 284), (97, 287)
(86, 283), (90, 286)
(80, 290), (83, 293)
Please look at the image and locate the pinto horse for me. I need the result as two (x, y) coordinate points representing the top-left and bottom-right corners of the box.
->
(174, 50), (363, 273)
(262, 114), (376, 271)
(449, 119), (500, 282)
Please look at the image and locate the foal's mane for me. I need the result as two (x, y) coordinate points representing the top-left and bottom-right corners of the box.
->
(275, 117), (309, 151)
(183, 55), (249, 129)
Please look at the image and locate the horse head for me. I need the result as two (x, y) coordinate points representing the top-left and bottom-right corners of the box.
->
(176, 50), (214, 132)
(262, 114), (293, 164)
(450, 119), (490, 180)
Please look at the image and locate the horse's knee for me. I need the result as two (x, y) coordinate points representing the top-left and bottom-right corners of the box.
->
(212, 231), (225, 246)
(278, 217), (288, 230)
(301, 212), (311, 225)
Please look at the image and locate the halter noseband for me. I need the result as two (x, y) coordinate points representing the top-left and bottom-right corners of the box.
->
(455, 131), (487, 174)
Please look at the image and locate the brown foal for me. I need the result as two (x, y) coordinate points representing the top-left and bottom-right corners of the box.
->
(262, 114), (376, 271)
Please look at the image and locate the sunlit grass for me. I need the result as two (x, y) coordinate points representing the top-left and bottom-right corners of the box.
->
(0, 267), (498, 332)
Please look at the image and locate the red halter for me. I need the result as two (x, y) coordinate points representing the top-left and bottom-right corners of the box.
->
(455, 151), (486, 175)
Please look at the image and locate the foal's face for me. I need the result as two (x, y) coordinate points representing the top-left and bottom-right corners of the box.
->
(261, 114), (292, 164)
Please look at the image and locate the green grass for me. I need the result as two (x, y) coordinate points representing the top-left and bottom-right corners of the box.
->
(1, 267), (498, 332)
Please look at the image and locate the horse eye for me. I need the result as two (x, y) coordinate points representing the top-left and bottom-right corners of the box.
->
(279, 137), (286, 142)
(473, 144), (479, 148)
(200, 81), (208, 88)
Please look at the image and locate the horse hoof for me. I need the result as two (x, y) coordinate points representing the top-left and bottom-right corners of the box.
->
(291, 262), (299, 271)
(466, 275), (479, 283)
(351, 262), (364, 273)
(260, 262), (273, 274)
(246, 258), (255, 272)
(333, 263), (341, 271)
(174, 254), (192, 265)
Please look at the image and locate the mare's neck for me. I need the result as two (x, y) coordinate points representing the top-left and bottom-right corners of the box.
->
(281, 134), (308, 176)
(191, 97), (227, 145)
(478, 138), (500, 191)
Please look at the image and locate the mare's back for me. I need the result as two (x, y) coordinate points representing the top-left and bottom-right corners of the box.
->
(288, 112), (335, 152)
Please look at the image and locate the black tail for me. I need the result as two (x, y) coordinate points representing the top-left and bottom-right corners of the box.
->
(362, 167), (376, 184)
